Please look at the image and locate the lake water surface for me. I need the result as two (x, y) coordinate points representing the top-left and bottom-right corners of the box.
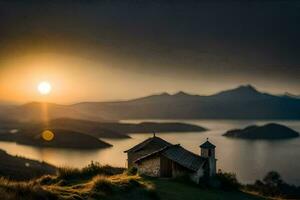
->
(0, 119), (300, 185)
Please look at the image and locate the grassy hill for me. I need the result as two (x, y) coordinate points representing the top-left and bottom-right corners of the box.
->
(152, 178), (264, 200)
(0, 163), (265, 200)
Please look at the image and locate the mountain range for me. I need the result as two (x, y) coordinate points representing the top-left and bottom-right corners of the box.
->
(70, 85), (300, 120)
(1, 85), (300, 121)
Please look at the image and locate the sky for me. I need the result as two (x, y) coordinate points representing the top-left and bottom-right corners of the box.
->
(0, 0), (299, 103)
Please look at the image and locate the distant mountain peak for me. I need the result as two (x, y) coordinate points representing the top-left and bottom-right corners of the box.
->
(160, 92), (171, 96)
(173, 91), (190, 96)
(213, 84), (262, 98)
(227, 84), (259, 94)
(235, 84), (258, 92)
(21, 101), (60, 107)
(283, 92), (300, 99)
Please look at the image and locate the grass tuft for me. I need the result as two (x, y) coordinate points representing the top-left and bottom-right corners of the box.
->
(92, 176), (114, 194)
(57, 161), (125, 181)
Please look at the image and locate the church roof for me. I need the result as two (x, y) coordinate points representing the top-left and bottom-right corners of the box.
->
(124, 135), (172, 153)
(200, 140), (216, 149)
(135, 144), (207, 172)
(163, 145), (207, 171)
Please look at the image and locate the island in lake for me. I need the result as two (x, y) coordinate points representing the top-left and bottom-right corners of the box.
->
(48, 118), (207, 137)
(0, 128), (112, 149)
(223, 123), (299, 139)
(0, 118), (207, 149)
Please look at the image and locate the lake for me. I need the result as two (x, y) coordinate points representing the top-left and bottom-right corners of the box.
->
(0, 119), (300, 185)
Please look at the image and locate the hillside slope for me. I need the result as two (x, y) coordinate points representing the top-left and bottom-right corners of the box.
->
(0, 149), (56, 180)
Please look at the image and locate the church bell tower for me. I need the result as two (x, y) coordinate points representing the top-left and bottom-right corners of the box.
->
(200, 138), (216, 176)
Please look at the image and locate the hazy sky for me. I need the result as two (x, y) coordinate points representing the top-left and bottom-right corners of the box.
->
(0, 0), (299, 103)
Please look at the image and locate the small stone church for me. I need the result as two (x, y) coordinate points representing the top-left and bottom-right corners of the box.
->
(124, 134), (216, 183)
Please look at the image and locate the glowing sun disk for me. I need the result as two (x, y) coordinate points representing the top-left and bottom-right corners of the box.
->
(38, 81), (52, 95)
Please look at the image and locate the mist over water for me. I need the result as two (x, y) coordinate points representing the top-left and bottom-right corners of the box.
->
(1, 119), (300, 185)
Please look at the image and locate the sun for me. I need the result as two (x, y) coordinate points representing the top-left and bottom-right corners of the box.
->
(38, 81), (52, 95)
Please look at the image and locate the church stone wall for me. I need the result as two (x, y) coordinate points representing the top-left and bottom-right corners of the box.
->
(127, 149), (158, 168)
(137, 156), (161, 177)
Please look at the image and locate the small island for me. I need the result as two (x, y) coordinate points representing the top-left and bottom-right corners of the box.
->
(98, 121), (207, 134)
(49, 118), (208, 138)
(9, 128), (112, 149)
(223, 123), (299, 139)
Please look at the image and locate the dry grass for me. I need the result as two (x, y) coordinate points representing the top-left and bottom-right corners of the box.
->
(0, 163), (267, 200)
(57, 162), (124, 181)
(36, 173), (157, 200)
(0, 177), (57, 200)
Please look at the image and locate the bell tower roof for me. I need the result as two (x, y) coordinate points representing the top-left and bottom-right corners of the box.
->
(200, 138), (216, 149)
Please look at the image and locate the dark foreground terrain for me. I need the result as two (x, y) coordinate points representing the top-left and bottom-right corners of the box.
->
(1, 154), (299, 200)
(0, 163), (265, 200)
(0, 149), (56, 180)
